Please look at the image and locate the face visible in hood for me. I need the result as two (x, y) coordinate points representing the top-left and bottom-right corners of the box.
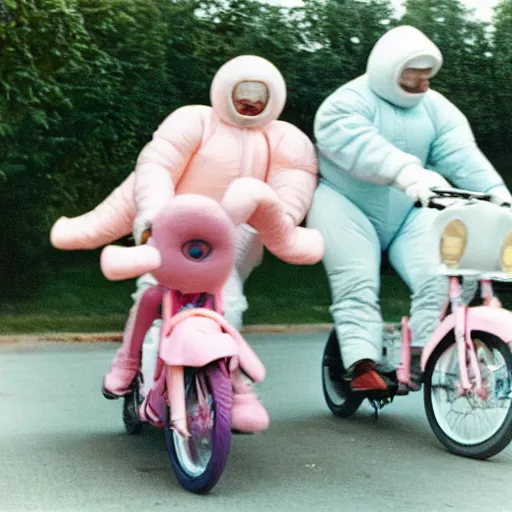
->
(399, 67), (432, 94)
(210, 55), (286, 128)
(232, 81), (269, 117)
(366, 25), (443, 109)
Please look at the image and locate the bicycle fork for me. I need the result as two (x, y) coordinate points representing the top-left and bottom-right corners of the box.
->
(450, 277), (484, 396)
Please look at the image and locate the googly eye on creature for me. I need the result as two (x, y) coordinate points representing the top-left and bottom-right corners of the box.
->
(182, 240), (212, 261)
(100, 195), (237, 295)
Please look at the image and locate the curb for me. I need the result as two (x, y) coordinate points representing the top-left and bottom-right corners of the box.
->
(0, 323), (399, 344)
(0, 324), (332, 344)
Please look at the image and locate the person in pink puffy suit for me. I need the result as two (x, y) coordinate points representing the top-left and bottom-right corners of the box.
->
(51, 55), (318, 433)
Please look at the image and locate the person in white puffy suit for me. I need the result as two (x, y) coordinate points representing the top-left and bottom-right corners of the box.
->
(307, 25), (512, 392)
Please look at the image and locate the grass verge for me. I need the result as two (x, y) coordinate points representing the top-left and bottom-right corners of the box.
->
(0, 251), (445, 334)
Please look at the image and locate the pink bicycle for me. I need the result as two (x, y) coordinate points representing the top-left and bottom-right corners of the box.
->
(99, 178), (323, 493)
(322, 188), (512, 459)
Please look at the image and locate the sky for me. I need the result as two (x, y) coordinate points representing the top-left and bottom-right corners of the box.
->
(393, 0), (499, 21)
(268, 0), (500, 22)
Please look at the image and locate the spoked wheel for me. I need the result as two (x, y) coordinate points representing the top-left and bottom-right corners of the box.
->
(165, 362), (232, 493)
(322, 329), (363, 417)
(123, 373), (144, 435)
(424, 331), (512, 459)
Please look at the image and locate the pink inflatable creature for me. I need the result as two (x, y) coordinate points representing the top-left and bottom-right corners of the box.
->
(49, 55), (320, 430)
(100, 180), (323, 435)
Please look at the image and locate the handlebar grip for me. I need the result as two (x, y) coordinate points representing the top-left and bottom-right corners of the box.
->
(413, 199), (446, 210)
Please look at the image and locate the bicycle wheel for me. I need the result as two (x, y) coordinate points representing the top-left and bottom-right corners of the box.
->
(122, 373), (144, 435)
(424, 331), (512, 459)
(165, 362), (232, 493)
(322, 329), (363, 417)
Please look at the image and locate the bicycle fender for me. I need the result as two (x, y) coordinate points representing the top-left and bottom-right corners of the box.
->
(421, 306), (512, 370)
(160, 315), (238, 367)
(162, 307), (266, 382)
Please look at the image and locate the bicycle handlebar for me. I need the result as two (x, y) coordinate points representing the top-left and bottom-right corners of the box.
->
(413, 187), (511, 210)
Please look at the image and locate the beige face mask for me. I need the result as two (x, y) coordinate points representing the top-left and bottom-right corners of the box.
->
(232, 81), (269, 117)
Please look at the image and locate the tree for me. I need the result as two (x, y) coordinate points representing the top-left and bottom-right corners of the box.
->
(1, 0), (504, 298)
(283, 0), (394, 135)
(0, 0), (116, 294)
(401, 0), (499, 154)
(492, 0), (512, 159)
(0, 0), (175, 295)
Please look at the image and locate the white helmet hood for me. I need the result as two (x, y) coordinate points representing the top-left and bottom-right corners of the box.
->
(210, 55), (287, 128)
(367, 26), (443, 109)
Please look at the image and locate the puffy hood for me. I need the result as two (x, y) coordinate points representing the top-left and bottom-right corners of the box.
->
(210, 55), (287, 128)
(367, 25), (443, 109)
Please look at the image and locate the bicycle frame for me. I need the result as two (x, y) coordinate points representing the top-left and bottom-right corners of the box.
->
(156, 288), (265, 438)
(323, 189), (512, 459)
(98, 185), (322, 439)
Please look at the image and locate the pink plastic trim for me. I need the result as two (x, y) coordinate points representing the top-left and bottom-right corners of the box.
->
(481, 279), (502, 308)
(421, 306), (512, 370)
(167, 366), (189, 438)
(396, 316), (411, 385)
(454, 303), (471, 390)
(160, 315), (239, 368)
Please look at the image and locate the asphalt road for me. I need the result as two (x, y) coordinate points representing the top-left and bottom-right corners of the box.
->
(1, 333), (511, 512)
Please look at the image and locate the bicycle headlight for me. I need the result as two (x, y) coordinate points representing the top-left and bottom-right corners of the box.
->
(440, 219), (467, 267)
(501, 230), (512, 274)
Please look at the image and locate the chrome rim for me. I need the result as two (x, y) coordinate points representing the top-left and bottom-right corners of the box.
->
(430, 340), (512, 445)
(173, 373), (214, 477)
